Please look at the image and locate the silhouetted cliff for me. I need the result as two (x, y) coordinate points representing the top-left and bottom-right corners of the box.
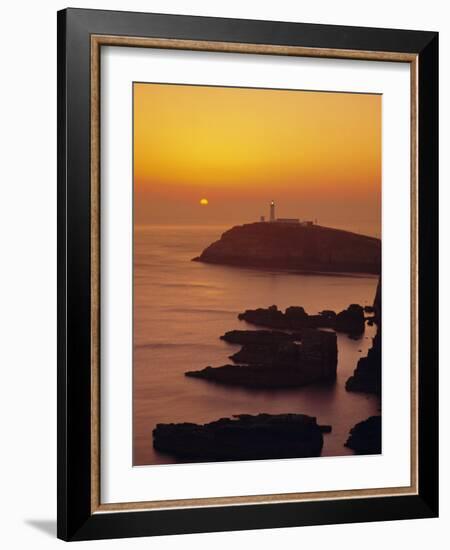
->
(345, 278), (382, 395)
(193, 222), (381, 274)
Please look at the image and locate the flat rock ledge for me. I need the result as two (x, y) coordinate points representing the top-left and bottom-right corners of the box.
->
(345, 415), (381, 455)
(186, 328), (337, 389)
(153, 413), (331, 461)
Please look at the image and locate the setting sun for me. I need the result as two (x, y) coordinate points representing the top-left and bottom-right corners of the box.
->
(133, 82), (381, 237)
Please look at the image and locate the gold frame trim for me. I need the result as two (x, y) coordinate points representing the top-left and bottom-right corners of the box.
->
(90, 35), (419, 514)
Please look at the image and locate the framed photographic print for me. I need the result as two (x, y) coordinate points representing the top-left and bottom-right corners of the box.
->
(57, 8), (438, 541)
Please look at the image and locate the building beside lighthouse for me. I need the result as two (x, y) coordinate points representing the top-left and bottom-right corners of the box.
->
(260, 201), (313, 226)
(277, 217), (302, 223)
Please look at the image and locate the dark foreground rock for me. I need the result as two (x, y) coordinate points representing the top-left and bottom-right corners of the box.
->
(345, 416), (381, 454)
(186, 329), (337, 389)
(153, 413), (331, 461)
(238, 303), (365, 337)
(193, 222), (381, 275)
(346, 278), (382, 395)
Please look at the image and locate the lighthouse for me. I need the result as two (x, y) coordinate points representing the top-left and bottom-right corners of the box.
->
(270, 200), (275, 222)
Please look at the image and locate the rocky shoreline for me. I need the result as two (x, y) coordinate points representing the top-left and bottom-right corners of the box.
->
(151, 273), (382, 461)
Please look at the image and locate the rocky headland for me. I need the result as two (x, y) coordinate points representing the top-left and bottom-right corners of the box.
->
(153, 413), (331, 461)
(193, 222), (381, 275)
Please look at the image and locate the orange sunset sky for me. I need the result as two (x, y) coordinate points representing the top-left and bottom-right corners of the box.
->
(134, 83), (381, 237)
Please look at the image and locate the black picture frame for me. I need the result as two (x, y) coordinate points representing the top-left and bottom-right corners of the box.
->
(57, 7), (438, 541)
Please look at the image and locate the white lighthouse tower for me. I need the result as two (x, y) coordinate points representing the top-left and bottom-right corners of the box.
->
(270, 200), (276, 222)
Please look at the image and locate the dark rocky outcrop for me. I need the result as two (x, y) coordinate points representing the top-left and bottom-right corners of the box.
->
(193, 222), (381, 275)
(345, 415), (382, 454)
(238, 303), (365, 337)
(345, 331), (381, 394)
(186, 329), (337, 389)
(185, 362), (329, 389)
(153, 413), (331, 461)
(346, 279), (382, 395)
(335, 304), (366, 335)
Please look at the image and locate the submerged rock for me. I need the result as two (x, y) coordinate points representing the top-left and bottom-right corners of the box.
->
(186, 329), (337, 389)
(153, 413), (331, 461)
(345, 416), (381, 455)
(193, 222), (381, 275)
(238, 303), (365, 337)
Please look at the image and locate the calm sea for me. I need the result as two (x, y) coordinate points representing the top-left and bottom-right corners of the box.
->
(133, 224), (380, 466)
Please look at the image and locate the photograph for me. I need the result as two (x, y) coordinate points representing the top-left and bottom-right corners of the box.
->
(133, 82), (382, 466)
